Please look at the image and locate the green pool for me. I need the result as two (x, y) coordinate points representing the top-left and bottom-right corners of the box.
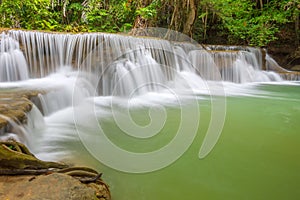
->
(40, 82), (300, 200)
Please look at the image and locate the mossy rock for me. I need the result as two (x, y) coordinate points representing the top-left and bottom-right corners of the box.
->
(0, 141), (111, 199)
(0, 141), (67, 173)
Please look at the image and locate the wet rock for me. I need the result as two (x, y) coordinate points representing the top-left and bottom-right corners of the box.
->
(291, 65), (300, 71)
(0, 140), (67, 171)
(0, 90), (43, 130)
(0, 173), (100, 200)
(0, 141), (111, 199)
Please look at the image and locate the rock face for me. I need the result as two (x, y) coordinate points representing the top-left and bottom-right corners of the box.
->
(0, 173), (100, 200)
(291, 65), (300, 71)
(0, 90), (42, 131)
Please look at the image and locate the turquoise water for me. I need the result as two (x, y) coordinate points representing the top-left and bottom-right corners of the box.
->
(36, 83), (300, 200)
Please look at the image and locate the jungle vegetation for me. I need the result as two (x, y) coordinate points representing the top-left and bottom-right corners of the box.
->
(0, 0), (299, 47)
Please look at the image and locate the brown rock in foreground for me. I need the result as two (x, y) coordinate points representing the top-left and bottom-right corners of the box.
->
(0, 173), (108, 200)
(0, 140), (111, 199)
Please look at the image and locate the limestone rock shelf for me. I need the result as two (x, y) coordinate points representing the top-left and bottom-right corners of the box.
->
(0, 172), (110, 200)
(0, 90), (42, 131)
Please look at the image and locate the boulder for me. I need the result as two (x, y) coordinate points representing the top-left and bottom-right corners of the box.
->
(0, 141), (111, 199)
(0, 173), (100, 200)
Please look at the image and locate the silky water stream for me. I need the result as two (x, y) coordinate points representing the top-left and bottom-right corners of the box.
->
(0, 30), (299, 199)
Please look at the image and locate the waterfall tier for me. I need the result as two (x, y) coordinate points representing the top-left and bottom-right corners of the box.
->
(1, 30), (295, 95)
(0, 33), (29, 82)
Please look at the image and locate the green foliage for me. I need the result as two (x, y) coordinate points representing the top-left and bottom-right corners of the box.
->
(0, 0), (59, 30)
(84, 2), (112, 32)
(0, 0), (298, 46)
(67, 2), (84, 23)
(206, 0), (293, 46)
(83, 0), (135, 32)
(0, 0), (135, 33)
(8, 145), (16, 151)
(136, 1), (158, 20)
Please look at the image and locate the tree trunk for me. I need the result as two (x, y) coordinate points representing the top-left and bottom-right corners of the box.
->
(130, 0), (199, 39)
(166, 0), (199, 40)
(295, 10), (299, 46)
(183, 0), (198, 37)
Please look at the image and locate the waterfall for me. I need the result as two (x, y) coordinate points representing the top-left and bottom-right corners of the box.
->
(0, 33), (29, 82)
(0, 30), (291, 95)
(37, 69), (96, 115)
(265, 54), (300, 81)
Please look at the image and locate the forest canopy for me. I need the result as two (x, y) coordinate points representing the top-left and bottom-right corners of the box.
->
(0, 0), (299, 47)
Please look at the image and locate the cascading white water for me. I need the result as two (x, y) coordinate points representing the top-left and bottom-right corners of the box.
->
(0, 29), (290, 147)
(0, 30), (290, 147)
(3, 30), (286, 93)
(265, 54), (300, 81)
(104, 47), (166, 96)
(36, 67), (96, 115)
(0, 33), (29, 82)
(188, 50), (221, 80)
(192, 45), (283, 83)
